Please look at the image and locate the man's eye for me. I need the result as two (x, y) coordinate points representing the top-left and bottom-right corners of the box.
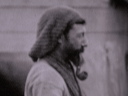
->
(77, 33), (84, 38)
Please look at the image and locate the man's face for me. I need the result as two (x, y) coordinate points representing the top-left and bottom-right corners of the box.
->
(65, 24), (87, 54)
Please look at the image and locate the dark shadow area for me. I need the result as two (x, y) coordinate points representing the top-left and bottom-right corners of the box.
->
(0, 73), (23, 96)
(110, 0), (128, 8)
(125, 52), (128, 71)
(0, 52), (33, 96)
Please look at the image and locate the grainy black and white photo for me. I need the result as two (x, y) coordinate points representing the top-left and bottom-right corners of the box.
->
(0, 0), (128, 96)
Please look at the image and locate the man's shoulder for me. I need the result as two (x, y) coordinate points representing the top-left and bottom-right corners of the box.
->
(26, 59), (66, 88)
(28, 59), (60, 79)
(30, 59), (53, 73)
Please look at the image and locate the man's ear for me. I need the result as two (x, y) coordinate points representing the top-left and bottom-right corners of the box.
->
(58, 37), (62, 44)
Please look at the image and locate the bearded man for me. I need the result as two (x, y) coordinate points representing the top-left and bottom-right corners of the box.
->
(25, 7), (88, 96)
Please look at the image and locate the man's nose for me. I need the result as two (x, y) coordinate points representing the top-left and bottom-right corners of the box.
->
(81, 37), (88, 47)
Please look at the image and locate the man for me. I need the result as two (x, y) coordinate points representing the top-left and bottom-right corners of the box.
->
(25, 7), (88, 96)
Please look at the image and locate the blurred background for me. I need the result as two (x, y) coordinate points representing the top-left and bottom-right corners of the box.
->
(0, 0), (128, 96)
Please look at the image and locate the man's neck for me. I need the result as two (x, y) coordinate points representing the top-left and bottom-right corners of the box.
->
(51, 47), (69, 63)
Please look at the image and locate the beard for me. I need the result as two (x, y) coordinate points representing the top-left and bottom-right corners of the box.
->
(65, 41), (85, 66)
(68, 47), (88, 81)
(73, 45), (85, 54)
(69, 49), (85, 67)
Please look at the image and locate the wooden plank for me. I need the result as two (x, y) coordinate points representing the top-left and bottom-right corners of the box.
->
(0, 8), (128, 34)
(0, 0), (109, 8)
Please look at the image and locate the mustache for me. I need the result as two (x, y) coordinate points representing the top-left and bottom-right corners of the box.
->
(80, 46), (84, 52)
(69, 53), (84, 67)
(77, 45), (87, 53)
